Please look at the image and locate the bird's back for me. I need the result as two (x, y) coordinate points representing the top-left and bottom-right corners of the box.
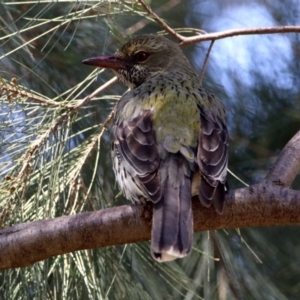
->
(115, 71), (226, 169)
(83, 34), (228, 262)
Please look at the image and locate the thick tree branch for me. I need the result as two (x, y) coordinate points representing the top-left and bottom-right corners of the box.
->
(1, 130), (300, 270)
(1, 0), (300, 271)
(0, 184), (300, 270)
(266, 130), (300, 187)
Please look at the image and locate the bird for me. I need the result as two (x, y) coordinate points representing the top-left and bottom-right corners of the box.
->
(82, 34), (228, 262)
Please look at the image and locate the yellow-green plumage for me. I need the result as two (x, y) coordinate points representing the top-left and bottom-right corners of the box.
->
(119, 78), (200, 152)
(83, 34), (228, 262)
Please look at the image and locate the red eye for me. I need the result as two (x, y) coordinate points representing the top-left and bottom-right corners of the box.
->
(134, 51), (150, 62)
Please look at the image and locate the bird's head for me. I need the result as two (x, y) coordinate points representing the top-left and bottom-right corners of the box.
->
(82, 34), (193, 89)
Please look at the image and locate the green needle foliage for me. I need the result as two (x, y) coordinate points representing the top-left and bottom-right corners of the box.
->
(0, 0), (300, 299)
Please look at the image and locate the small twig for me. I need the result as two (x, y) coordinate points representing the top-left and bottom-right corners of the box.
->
(137, 2), (300, 48)
(137, 0), (184, 42)
(211, 232), (241, 300)
(72, 108), (115, 210)
(0, 79), (62, 107)
(102, 108), (115, 129)
(179, 26), (300, 46)
(70, 76), (118, 109)
(11, 77), (118, 189)
(126, 0), (181, 35)
(0, 76), (118, 109)
(199, 40), (215, 84)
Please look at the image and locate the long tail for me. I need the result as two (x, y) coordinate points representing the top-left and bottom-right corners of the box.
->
(151, 156), (193, 262)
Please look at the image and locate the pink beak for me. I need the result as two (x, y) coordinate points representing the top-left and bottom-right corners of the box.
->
(82, 55), (127, 69)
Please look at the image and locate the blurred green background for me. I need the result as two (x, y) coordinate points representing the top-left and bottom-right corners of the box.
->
(0, 0), (299, 299)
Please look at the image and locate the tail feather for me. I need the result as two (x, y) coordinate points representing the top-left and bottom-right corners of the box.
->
(198, 175), (226, 213)
(212, 183), (225, 214)
(177, 176), (193, 255)
(151, 156), (193, 262)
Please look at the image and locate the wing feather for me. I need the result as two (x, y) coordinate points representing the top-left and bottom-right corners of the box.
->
(197, 104), (228, 213)
(113, 109), (162, 202)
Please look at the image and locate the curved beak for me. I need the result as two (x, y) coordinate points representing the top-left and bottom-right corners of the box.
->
(82, 55), (127, 69)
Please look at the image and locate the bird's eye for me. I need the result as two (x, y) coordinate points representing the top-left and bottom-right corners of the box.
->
(134, 51), (150, 62)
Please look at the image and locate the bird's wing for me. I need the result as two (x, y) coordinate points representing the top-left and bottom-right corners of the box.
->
(197, 98), (228, 213)
(113, 109), (162, 202)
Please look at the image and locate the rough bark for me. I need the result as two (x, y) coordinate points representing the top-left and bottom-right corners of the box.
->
(0, 130), (299, 270)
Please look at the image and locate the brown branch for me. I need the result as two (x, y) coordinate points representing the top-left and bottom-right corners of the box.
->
(2, 1), (300, 271)
(126, 0), (181, 35)
(0, 184), (300, 269)
(137, 0), (185, 42)
(266, 130), (300, 187)
(1, 128), (300, 269)
(1, 116), (299, 270)
(70, 76), (118, 110)
(179, 26), (300, 46)
(137, 1), (300, 46)
(199, 40), (215, 84)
